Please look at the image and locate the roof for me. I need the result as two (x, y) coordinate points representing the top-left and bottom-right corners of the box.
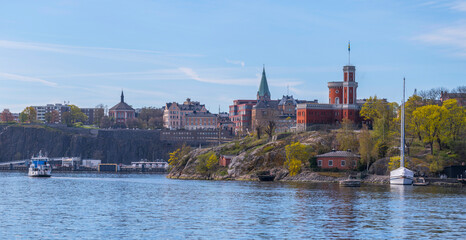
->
(316, 150), (360, 158)
(185, 112), (216, 118)
(257, 67), (271, 98)
(253, 100), (279, 109)
(278, 95), (297, 106)
(109, 91), (134, 111)
(109, 101), (134, 111)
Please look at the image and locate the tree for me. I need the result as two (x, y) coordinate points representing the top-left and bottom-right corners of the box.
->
(336, 119), (358, 153)
(61, 111), (72, 126)
(413, 105), (443, 154)
(19, 107), (37, 123)
(358, 126), (377, 171)
(264, 120), (276, 140)
(255, 125), (262, 139)
(69, 105), (88, 124)
(284, 141), (310, 176)
(1, 109), (14, 122)
(168, 144), (191, 168)
(360, 96), (398, 158)
(138, 107), (163, 129)
(440, 99), (466, 143)
(99, 116), (112, 128)
(44, 110), (60, 124)
(94, 107), (105, 127)
(388, 156), (408, 171)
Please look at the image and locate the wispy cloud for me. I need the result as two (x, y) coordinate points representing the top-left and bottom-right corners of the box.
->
(178, 67), (257, 85)
(225, 59), (245, 67)
(0, 72), (57, 87)
(450, 1), (466, 11)
(0, 40), (203, 64)
(412, 23), (466, 56)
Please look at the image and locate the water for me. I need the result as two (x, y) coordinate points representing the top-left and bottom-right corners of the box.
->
(0, 172), (464, 239)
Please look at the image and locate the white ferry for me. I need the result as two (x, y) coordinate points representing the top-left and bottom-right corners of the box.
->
(28, 151), (52, 177)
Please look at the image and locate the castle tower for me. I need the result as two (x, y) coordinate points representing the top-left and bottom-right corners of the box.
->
(257, 66), (271, 101)
(342, 65), (357, 104)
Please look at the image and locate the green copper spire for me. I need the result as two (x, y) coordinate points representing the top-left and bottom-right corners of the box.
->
(257, 66), (271, 100)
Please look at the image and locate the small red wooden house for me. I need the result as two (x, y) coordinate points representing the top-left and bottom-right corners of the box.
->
(219, 155), (235, 167)
(316, 149), (360, 170)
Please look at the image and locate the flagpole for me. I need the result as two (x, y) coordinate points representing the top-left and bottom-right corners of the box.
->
(348, 41), (351, 65)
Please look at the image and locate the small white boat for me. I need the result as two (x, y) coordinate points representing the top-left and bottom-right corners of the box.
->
(390, 167), (413, 185)
(390, 78), (413, 185)
(28, 151), (52, 177)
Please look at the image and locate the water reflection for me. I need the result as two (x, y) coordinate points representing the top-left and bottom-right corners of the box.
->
(0, 172), (464, 239)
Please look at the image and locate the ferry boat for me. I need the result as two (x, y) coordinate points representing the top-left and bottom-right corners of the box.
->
(28, 151), (52, 177)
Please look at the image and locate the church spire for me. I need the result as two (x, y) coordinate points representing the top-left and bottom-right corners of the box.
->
(257, 66), (271, 101)
(121, 90), (124, 103)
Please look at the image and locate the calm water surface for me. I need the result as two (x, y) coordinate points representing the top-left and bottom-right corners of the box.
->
(0, 172), (464, 239)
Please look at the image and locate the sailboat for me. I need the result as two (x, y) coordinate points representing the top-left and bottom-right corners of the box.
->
(390, 78), (414, 185)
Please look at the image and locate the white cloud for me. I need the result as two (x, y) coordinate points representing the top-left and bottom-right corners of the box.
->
(413, 24), (466, 56)
(0, 40), (202, 63)
(178, 67), (257, 85)
(225, 59), (245, 67)
(0, 72), (57, 87)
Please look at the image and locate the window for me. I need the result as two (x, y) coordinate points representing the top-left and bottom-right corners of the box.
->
(317, 160), (322, 167)
(341, 160), (346, 166)
(328, 160), (333, 166)
(335, 97), (339, 104)
(336, 90), (339, 93)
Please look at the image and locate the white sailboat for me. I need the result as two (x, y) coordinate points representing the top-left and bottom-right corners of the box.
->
(390, 78), (414, 185)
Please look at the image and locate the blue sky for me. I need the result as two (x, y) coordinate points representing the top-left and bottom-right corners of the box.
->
(0, 0), (465, 113)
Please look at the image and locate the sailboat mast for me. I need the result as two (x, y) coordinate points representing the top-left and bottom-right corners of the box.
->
(400, 77), (405, 168)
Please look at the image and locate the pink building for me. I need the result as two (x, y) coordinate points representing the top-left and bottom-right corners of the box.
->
(109, 91), (135, 124)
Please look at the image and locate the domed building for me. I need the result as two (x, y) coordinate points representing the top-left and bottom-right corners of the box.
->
(109, 91), (135, 124)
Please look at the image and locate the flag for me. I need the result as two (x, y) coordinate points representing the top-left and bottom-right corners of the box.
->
(348, 42), (350, 52)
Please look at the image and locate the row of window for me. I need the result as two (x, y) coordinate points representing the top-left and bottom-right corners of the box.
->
(317, 160), (346, 167)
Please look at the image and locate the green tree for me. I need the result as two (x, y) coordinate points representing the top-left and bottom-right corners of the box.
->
(168, 144), (191, 168)
(358, 126), (377, 171)
(360, 96), (398, 158)
(336, 119), (358, 153)
(388, 156), (409, 171)
(69, 105), (88, 124)
(19, 107), (37, 123)
(284, 141), (310, 176)
(413, 105), (443, 154)
(440, 99), (466, 143)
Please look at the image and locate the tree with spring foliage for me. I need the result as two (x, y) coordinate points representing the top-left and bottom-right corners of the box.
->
(358, 126), (377, 171)
(284, 141), (310, 176)
(336, 119), (358, 153)
(168, 144), (191, 168)
(19, 106), (37, 123)
(413, 105), (444, 155)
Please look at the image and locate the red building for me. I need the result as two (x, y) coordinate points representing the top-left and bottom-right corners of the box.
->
(316, 150), (360, 170)
(297, 63), (362, 130)
(219, 155), (234, 167)
(229, 99), (257, 133)
(109, 91), (135, 124)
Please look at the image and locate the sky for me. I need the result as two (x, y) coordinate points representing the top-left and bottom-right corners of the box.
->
(0, 0), (465, 113)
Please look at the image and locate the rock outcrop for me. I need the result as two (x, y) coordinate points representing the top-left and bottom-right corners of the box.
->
(0, 124), (178, 164)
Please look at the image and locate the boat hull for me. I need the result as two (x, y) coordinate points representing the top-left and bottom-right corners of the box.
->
(339, 180), (361, 187)
(390, 176), (413, 185)
(28, 169), (52, 178)
(390, 167), (414, 185)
